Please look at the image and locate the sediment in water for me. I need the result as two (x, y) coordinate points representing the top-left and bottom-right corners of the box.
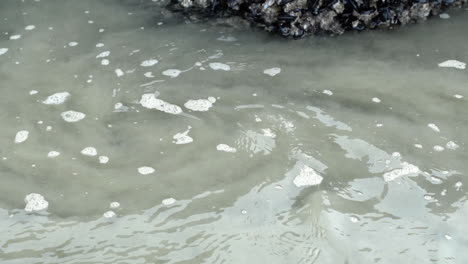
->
(167, 0), (467, 37)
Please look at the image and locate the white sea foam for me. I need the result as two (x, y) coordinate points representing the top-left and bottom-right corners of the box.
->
(99, 156), (109, 164)
(24, 193), (48, 212)
(383, 162), (420, 182)
(173, 128), (193, 144)
(81, 147), (97, 156)
(162, 198), (176, 205)
(293, 165), (324, 187)
(138, 166), (155, 175)
(96, 51), (110, 58)
(438, 60), (466, 69)
(216, 144), (237, 153)
(15, 130), (29, 143)
(141, 59), (158, 67)
(42, 92), (70, 105)
(47, 151), (60, 158)
(263, 67), (281, 76)
(428, 123), (440, 132)
(184, 97), (216, 112)
(61, 110), (86, 122)
(162, 69), (181, 78)
(0, 48), (8, 56)
(139, 93), (182, 114)
(209, 62), (230, 71)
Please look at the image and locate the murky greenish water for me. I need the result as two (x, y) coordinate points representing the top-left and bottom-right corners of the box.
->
(1, 0), (468, 263)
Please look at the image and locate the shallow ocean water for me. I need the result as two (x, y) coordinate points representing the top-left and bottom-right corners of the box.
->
(1, 0), (468, 263)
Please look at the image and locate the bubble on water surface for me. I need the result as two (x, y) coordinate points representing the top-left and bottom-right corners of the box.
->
(0, 48), (8, 56)
(139, 93), (182, 114)
(216, 144), (237, 153)
(293, 165), (324, 187)
(29, 90), (38, 95)
(263, 67), (281, 76)
(47, 151), (60, 158)
(61, 110), (85, 122)
(68, 42), (78, 47)
(427, 123), (440, 132)
(209, 62), (230, 71)
(42, 92), (70, 105)
(24, 193), (48, 212)
(184, 97), (216, 112)
(438, 60), (466, 69)
(10, 35), (21, 40)
(101, 59), (109, 65)
(372, 97), (381, 103)
(14, 130), (29, 143)
(96, 43), (104, 47)
(140, 59), (158, 67)
(383, 162), (420, 182)
(162, 198), (176, 206)
(414, 144), (423, 149)
(25, 25), (35, 30)
(138, 166), (155, 175)
(110, 202), (120, 209)
(454, 94), (463, 99)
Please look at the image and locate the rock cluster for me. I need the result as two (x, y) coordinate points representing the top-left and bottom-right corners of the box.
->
(168, 0), (467, 37)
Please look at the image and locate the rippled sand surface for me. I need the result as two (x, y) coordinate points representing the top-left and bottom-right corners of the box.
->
(1, 1), (468, 263)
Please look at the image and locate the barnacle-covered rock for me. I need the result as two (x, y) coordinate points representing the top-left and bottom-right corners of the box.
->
(167, 0), (468, 37)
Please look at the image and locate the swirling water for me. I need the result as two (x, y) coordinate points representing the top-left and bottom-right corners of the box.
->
(1, 0), (468, 263)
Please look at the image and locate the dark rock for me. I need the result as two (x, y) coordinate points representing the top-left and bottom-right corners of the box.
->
(167, 0), (468, 37)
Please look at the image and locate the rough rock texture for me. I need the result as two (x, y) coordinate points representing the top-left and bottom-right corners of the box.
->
(167, 0), (467, 37)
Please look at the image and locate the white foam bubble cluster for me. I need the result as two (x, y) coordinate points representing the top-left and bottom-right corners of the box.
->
(263, 67), (281, 76)
(372, 97), (381, 103)
(173, 128), (193, 145)
(184, 97), (216, 112)
(42, 92), (70, 105)
(103, 211), (116, 218)
(96, 51), (110, 58)
(101, 59), (109, 66)
(61, 110), (86, 122)
(110, 202), (120, 209)
(428, 123), (440, 132)
(25, 25), (36, 30)
(162, 198), (176, 206)
(438, 60), (466, 69)
(138, 166), (155, 175)
(0, 48), (8, 56)
(439, 13), (450, 19)
(115, 69), (124, 77)
(383, 162), (420, 182)
(99, 156), (109, 164)
(81, 147), (97, 156)
(209, 62), (231, 71)
(14, 130), (29, 143)
(68, 41), (78, 47)
(162, 69), (181, 78)
(446, 141), (459, 150)
(47, 151), (60, 158)
(141, 59), (158, 67)
(293, 165), (324, 187)
(323, 90), (333, 96)
(139, 93), (182, 114)
(216, 144), (237, 153)
(10, 35), (21, 40)
(24, 193), (49, 212)
(433, 145), (445, 152)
